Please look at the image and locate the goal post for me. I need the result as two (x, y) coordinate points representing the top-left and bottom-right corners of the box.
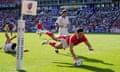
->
(16, 19), (25, 70)
(16, 0), (37, 70)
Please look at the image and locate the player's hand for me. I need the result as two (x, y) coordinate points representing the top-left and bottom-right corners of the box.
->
(73, 56), (79, 61)
(89, 48), (94, 51)
(59, 24), (64, 27)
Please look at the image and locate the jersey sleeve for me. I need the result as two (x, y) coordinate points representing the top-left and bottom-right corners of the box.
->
(82, 35), (88, 42)
(56, 17), (61, 25)
(66, 16), (70, 25)
(69, 35), (75, 43)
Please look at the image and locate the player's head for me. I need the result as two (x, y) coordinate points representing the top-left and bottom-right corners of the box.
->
(5, 23), (9, 25)
(77, 28), (83, 33)
(11, 22), (14, 24)
(61, 9), (67, 16)
(76, 28), (84, 36)
(11, 43), (17, 50)
(39, 20), (42, 23)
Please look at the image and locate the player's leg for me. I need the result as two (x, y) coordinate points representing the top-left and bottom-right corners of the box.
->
(36, 29), (41, 38)
(64, 28), (69, 35)
(45, 31), (58, 41)
(11, 44), (29, 53)
(49, 42), (63, 49)
(0, 46), (2, 49)
(12, 27), (16, 35)
(10, 31), (13, 36)
(39, 32), (42, 37)
(9, 27), (13, 36)
(9, 43), (17, 52)
(10, 35), (17, 41)
(5, 31), (10, 41)
(39, 33), (42, 37)
(38, 29), (42, 37)
(58, 28), (63, 35)
(38, 33), (41, 38)
(49, 42), (63, 53)
(42, 40), (63, 53)
(36, 29), (43, 38)
(39, 30), (42, 37)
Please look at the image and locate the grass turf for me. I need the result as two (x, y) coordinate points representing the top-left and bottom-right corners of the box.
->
(0, 32), (120, 72)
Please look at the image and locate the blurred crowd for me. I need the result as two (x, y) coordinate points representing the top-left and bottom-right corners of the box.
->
(0, 0), (21, 7)
(0, 3), (120, 33)
(72, 5), (120, 33)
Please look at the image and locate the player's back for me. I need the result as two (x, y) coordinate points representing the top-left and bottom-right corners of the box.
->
(66, 34), (88, 45)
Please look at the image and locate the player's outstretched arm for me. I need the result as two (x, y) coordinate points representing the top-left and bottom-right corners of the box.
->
(84, 41), (94, 51)
(69, 41), (79, 61)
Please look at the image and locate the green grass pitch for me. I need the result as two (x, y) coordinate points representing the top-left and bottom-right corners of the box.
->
(0, 32), (120, 72)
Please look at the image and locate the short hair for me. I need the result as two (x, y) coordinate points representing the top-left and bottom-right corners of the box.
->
(61, 9), (67, 15)
(11, 43), (17, 50)
(77, 28), (83, 33)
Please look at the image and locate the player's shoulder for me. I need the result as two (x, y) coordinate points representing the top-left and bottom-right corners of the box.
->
(81, 35), (88, 41)
(82, 34), (87, 38)
(70, 34), (76, 39)
(58, 16), (62, 19)
(65, 16), (69, 18)
(38, 23), (41, 25)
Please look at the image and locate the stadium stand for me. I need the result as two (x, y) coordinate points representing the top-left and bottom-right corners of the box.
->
(0, 0), (120, 33)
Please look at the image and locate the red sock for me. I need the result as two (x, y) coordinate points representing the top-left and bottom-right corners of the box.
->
(45, 32), (53, 37)
(49, 42), (56, 47)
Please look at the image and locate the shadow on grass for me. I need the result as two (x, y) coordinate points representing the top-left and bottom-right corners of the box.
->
(17, 70), (27, 72)
(4, 50), (29, 57)
(60, 53), (113, 65)
(5, 52), (16, 57)
(54, 62), (114, 72)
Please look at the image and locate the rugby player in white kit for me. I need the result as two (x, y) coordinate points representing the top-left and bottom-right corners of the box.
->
(56, 9), (70, 35)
